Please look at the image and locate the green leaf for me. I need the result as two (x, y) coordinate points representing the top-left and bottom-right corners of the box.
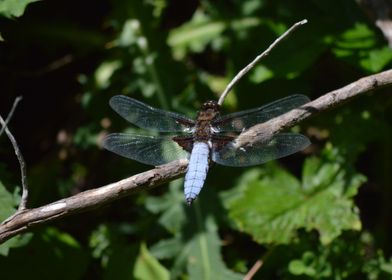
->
(149, 238), (183, 259)
(0, 182), (28, 256)
(0, 0), (39, 18)
(332, 23), (392, 72)
(89, 224), (138, 279)
(249, 65), (274, 83)
(145, 180), (186, 233)
(0, 227), (88, 279)
(0, 233), (33, 256)
(335, 23), (375, 50)
(287, 232), (392, 279)
(146, 184), (244, 279)
(185, 215), (243, 280)
(95, 60), (122, 89)
(0, 180), (16, 221)
(360, 46), (392, 72)
(168, 9), (226, 59)
(134, 243), (170, 280)
(223, 148), (365, 245)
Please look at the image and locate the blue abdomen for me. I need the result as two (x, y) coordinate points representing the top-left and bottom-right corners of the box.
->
(184, 142), (209, 204)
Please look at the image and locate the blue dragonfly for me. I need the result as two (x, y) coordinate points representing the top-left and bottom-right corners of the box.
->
(103, 95), (310, 205)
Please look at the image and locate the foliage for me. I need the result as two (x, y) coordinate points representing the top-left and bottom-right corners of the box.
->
(222, 145), (364, 245)
(0, 0), (39, 19)
(0, 0), (391, 279)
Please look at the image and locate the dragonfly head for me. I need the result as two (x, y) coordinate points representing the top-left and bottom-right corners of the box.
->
(201, 100), (220, 111)
(198, 100), (221, 121)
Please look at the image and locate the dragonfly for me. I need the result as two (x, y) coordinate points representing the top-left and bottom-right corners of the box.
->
(103, 95), (311, 205)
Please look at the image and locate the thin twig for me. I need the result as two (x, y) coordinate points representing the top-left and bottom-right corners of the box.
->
(244, 260), (263, 280)
(0, 96), (22, 136)
(0, 97), (29, 211)
(217, 19), (308, 106)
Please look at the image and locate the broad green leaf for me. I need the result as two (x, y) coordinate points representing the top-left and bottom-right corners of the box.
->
(185, 215), (243, 280)
(0, 0), (39, 18)
(134, 243), (170, 280)
(223, 148), (365, 245)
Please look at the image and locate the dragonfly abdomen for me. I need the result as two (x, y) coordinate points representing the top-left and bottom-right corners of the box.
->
(184, 142), (210, 205)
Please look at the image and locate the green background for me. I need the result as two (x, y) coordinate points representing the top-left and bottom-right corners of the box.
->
(0, 0), (391, 279)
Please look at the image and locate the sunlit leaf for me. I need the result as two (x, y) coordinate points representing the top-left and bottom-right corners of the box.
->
(223, 147), (365, 245)
(0, 183), (27, 256)
(0, 0), (39, 18)
(168, 10), (226, 58)
(95, 60), (122, 89)
(134, 243), (170, 280)
(0, 180), (15, 221)
(360, 47), (392, 72)
(186, 216), (244, 280)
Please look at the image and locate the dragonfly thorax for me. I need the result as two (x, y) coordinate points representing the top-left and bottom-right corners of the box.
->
(194, 101), (220, 142)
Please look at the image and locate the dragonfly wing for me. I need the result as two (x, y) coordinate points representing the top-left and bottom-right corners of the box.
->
(212, 94), (310, 132)
(103, 133), (189, 166)
(109, 95), (195, 132)
(212, 133), (310, 167)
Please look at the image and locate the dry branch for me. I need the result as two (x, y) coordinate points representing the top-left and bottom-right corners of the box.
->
(0, 160), (187, 243)
(1, 69), (391, 244)
(235, 69), (392, 147)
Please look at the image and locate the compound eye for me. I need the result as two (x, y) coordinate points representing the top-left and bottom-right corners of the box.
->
(202, 100), (219, 110)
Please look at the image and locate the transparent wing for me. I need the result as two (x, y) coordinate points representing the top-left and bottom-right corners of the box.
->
(109, 95), (195, 132)
(103, 133), (189, 166)
(212, 94), (310, 132)
(212, 133), (310, 167)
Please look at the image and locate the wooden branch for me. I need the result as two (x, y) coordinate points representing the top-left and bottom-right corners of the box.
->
(0, 160), (187, 243)
(1, 70), (391, 244)
(235, 69), (392, 147)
